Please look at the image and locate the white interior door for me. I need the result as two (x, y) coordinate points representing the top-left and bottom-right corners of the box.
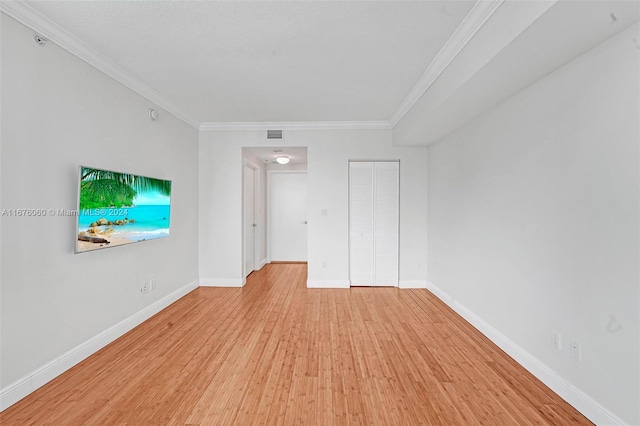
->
(349, 162), (375, 285)
(269, 172), (307, 261)
(373, 162), (399, 286)
(349, 161), (399, 287)
(244, 165), (256, 277)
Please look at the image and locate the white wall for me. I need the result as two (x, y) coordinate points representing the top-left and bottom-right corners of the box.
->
(199, 129), (428, 288)
(0, 14), (199, 404)
(427, 24), (639, 425)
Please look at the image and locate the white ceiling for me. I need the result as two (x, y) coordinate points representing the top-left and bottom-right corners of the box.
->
(3, 1), (639, 141)
(22, 0), (475, 124)
(393, 0), (640, 145)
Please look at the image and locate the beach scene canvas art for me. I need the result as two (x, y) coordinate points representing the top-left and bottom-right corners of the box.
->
(76, 166), (171, 253)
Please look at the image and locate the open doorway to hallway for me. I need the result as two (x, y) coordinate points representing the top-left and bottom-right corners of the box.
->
(242, 147), (308, 278)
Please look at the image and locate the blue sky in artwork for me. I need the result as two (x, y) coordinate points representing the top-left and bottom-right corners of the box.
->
(134, 190), (170, 205)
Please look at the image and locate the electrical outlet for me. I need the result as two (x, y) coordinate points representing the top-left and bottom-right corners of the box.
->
(569, 339), (581, 361)
(322, 262), (327, 268)
(149, 279), (156, 291)
(552, 331), (562, 351)
(140, 281), (148, 295)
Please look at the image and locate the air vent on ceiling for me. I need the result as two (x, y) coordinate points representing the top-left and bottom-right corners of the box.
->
(267, 130), (283, 140)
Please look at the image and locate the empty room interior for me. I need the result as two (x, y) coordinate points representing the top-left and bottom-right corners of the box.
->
(1, 1), (639, 425)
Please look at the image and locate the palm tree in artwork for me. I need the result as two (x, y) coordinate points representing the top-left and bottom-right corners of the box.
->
(79, 167), (171, 209)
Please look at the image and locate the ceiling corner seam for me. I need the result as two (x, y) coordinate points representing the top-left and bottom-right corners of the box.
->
(0, 0), (201, 130)
(388, 0), (504, 128)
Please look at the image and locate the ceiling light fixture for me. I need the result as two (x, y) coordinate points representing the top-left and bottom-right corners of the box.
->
(276, 156), (290, 165)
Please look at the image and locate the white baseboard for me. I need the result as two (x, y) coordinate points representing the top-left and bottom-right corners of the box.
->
(307, 280), (427, 289)
(399, 280), (428, 289)
(425, 281), (627, 426)
(307, 279), (350, 289)
(0, 279), (199, 412)
(256, 258), (269, 270)
(199, 277), (246, 287)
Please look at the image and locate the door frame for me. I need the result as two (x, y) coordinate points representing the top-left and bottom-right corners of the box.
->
(243, 159), (260, 278)
(267, 170), (308, 262)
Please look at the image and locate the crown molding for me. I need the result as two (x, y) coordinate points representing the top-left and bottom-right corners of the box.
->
(0, 1), (201, 129)
(200, 121), (392, 131)
(1, 0), (503, 132)
(389, 0), (504, 127)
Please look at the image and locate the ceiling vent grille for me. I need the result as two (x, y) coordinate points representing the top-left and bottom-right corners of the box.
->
(267, 130), (283, 140)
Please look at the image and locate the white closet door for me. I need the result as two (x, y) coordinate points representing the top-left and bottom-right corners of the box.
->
(373, 162), (399, 286)
(349, 162), (374, 285)
(349, 161), (399, 287)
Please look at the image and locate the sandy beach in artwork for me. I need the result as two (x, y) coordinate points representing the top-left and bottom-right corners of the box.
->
(76, 233), (136, 253)
(76, 228), (137, 253)
(76, 214), (170, 252)
(76, 216), (169, 252)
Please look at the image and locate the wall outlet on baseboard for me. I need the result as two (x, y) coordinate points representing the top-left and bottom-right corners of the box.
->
(552, 330), (562, 351)
(140, 281), (148, 295)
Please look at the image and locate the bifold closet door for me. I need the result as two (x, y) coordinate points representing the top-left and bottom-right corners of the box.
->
(349, 162), (375, 285)
(349, 161), (399, 287)
(372, 161), (400, 286)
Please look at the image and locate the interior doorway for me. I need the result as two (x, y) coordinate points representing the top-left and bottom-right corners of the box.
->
(242, 146), (308, 276)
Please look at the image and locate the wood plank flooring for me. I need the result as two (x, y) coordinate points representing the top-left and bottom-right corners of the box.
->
(1, 264), (591, 425)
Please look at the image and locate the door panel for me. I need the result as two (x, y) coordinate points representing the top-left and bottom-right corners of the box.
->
(349, 162), (375, 285)
(270, 172), (307, 261)
(373, 162), (399, 286)
(244, 165), (255, 277)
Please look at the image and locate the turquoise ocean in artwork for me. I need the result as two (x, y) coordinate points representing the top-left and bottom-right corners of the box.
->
(78, 205), (170, 241)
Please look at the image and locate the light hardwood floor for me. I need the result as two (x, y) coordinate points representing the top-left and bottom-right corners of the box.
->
(1, 263), (591, 425)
